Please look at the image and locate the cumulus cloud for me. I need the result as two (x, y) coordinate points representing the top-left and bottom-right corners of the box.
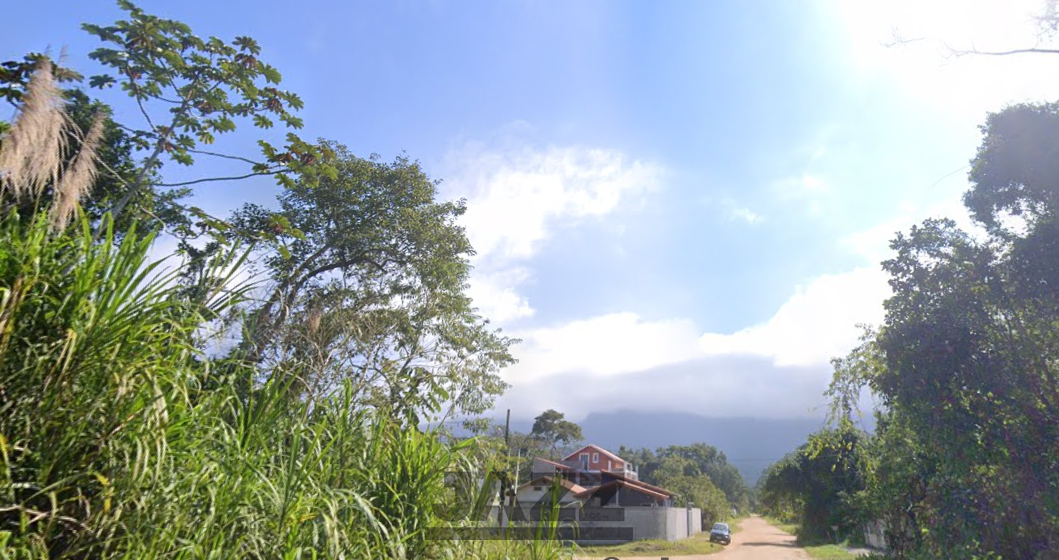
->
(496, 195), (988, 419)
(466, 268), (535, 323)
(443, 141), (663, 324)
(492, 263), (893, 418)
(698, 267), (891, 367)
(504, 313), (703, 383)
(446, 143), (662, 265)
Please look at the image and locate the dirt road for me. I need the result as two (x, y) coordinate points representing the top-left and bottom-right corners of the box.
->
(593, 515), (810, 560)
(707, 516), (810, 560)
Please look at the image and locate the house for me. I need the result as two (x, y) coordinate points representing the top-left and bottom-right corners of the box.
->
(562, 444), (639, 480)
(501, 444), (700, 543)
(578, 471), (674, 507)
(520, 445), (670, 508)
(514, 475), (588, 508)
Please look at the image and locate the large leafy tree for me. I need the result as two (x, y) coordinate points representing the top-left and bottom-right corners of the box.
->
(4, 4), (516, 423)
(529, 409), (583, 458)
(233, 142), (514, 420)
(825, 101), (1059, 557)
(657, 443), (748, 512)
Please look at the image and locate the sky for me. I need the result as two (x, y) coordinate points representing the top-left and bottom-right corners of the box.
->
(5, 0), (1059, 422)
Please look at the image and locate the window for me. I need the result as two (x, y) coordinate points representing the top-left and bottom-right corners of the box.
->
(592, 452), (599, 463)
(533, 486), (542, 491)
(579, 453), (589, 463)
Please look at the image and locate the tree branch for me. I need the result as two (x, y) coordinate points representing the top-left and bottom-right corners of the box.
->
(156, 169), (281, 187)
(186, 148), (267, 165)
(947, 46), (1059, 57)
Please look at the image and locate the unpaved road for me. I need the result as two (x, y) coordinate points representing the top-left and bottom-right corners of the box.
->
(589, 515), (810, 560)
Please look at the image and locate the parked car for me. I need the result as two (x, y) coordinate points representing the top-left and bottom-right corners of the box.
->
(709, 522), (731, 545)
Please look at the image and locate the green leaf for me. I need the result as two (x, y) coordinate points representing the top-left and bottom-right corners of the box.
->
(88, 74), (117, 89)
(261, 64), (281, 84)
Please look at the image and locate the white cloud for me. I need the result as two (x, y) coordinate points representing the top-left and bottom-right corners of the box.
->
(494, 263), (893, 418)
(446, 144), (662, 265)
(466, 268), (535, 323)
(442, 140), (663, 325)
(699, 267), (891, 367)
(730, 207), (763, 224)
(504, 313), (703, 383)
(497, 356), (832, 420)
(721, 198), (765, 225)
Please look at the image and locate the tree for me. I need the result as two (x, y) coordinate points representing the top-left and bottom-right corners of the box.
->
(529, 409), (583, 458)
(758, 425), (869, 544)
(232, 142), (515, 420)
(80, 0), (326, 227)
(965, 102), (1059, 235)
(651, 456), (730, 526)
(824, 102), (1059, 557)
(657, 443), (749, 513)
(3, 0), (334, 246)
(617, 445), (658, 481)
(619, 443), (750, 514)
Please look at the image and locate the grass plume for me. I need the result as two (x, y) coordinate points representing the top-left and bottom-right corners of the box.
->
(0, 59), (68, 200)
(50, 112), (104, 228)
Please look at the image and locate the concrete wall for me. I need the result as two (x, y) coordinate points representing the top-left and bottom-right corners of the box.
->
(575, 506), (701, 543)
(488, 505), (702, 544)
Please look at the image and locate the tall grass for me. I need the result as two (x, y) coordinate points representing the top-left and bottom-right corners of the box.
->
(0, 212), (575, 559)
(1, 62), (571, 560)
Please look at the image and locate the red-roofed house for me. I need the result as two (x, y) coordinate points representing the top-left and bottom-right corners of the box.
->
(502, 443), (699, 543)
(563, 444), (639, 480)
(521, 444), (671, 507)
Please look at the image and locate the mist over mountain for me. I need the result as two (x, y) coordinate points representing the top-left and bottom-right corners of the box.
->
(575, 411), (834, 484)
(490, 410), (874, 484)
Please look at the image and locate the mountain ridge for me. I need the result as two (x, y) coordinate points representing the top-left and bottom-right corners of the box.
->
(574, 410), (831, 484)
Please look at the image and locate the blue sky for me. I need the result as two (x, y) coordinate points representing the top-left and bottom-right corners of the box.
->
(4, 0), (1055, 421)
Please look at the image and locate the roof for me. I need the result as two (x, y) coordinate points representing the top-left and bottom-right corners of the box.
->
(533, 457), (572, 471)
(563, 444), (624, 463)
(602, 471), (674, 497)
(516, 475), (587, 496)
(575, 479), (670, 501)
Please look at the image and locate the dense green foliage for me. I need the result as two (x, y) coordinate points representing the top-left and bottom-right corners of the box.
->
(757, 425), (869, 544)
(619, 443), (748, 526)
(0, 4), (556, 559)
(0, 213), (558, 560)
(763, 99), (1059, 559)
(232, 141), (514, 419)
